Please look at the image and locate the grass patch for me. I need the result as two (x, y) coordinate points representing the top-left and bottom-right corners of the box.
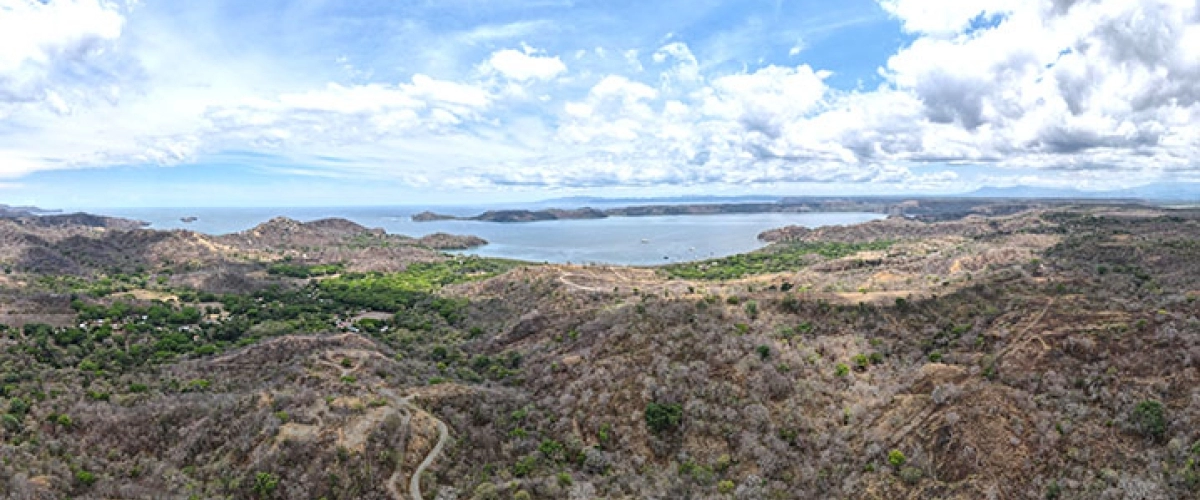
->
(660, 241), (894, 280)
(267, 262), (345, 278)
(317, 258), (521, 311)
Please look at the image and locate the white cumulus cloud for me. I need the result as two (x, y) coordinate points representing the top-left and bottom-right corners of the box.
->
(206, 74), (494, 151)
(2, 0), (1199, 195)
(0, 0), (128, 115)
(481, 48), (567, 81)
(874, 0), (1200, 172)
(877, 0), (1012, 35)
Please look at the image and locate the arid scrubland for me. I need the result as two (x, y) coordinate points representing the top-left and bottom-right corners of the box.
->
(2, 205), (1200, 499)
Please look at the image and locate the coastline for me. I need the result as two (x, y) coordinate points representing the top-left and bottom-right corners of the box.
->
(408, 197), (1111, 224)
(48, 206), (888, 266)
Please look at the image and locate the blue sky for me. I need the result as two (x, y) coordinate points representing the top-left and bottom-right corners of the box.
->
(1, 0), (1199, 207)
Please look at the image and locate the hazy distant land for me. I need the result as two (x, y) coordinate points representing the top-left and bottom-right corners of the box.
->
(411, 196), (1142, 223)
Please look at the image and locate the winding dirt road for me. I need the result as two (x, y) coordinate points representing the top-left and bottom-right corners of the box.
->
(206, 335), (451, 500)
(314, 349), (450, 500)
(408, 411), (449, 500)
(369, 386), (449, 500)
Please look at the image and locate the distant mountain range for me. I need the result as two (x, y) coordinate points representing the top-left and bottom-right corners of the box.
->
(534, 195), (782, 207)
(966, 182), (1200, 201)
(537, 183), (1200, 206)
(0, 204), (61, 217)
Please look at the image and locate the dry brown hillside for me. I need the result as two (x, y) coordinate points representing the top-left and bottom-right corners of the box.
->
(2, 205), (1200, 499)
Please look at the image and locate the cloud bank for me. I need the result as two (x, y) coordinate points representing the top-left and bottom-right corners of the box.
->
(0, 0), (1197, 193)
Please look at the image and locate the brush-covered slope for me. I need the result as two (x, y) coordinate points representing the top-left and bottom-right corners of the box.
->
(2, 205), (1200, 499)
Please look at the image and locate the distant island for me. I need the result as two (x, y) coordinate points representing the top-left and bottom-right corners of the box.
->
(413, 207), (608, 222)
(415, 232), (488, 250)
(411, 196), (1136, 223)
(0, 203), (61, 217)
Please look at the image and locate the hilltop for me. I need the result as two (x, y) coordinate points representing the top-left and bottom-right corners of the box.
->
(1, 203), (1199, 499)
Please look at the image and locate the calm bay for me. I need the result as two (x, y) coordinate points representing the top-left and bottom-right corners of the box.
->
(88, 207), (885, 266)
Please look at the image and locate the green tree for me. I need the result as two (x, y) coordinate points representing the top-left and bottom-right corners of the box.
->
(756, 345), (771, 360)
(835, 363), (850, 377)
(512, 455), (537, 477)
(253, 472), (279, 498)
(1132, 400), (1167, 438)
(8, 397), (29, 417)
(645, 402), (683, 434)
(598, 423), (612, 446)
(538, 439), (564, 460)
(852, 354), (870, 369)
(1, 413), (20, 432)
(75, 470), (97, 487)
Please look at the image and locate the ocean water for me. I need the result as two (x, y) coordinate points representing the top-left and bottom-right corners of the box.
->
(89, 206), (884, 266)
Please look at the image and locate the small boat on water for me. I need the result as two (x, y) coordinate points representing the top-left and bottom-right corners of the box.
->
(640, 238), (649, 244)
(180, 216), (198, 223)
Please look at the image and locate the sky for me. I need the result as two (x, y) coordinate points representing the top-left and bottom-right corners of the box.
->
(1, 0), (1199, 207)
